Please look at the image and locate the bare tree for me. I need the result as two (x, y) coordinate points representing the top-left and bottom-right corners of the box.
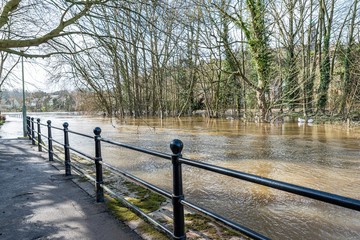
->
(339, 0), (359, 117)
(0, 0), (106, 55)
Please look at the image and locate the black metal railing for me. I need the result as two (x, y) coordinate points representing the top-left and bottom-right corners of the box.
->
(26, 116), (360, 240)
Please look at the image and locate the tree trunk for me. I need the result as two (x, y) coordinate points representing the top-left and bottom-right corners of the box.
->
(317, 0), (335, 113)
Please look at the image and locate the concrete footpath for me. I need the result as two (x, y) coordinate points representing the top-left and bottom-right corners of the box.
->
(0, 138), (142, 240)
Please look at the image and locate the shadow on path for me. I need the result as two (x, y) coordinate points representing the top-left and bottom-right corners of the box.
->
(0, 139), (141, 240)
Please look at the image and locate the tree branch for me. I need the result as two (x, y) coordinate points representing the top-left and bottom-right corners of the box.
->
(0, 1), (93, 49)
(1, 45), (98, 58)
(0, 0), (20, 29)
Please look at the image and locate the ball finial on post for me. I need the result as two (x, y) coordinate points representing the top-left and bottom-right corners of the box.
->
(94, 127), (102, 136)
(63, 122), (69, 128)
(170, 139), (183, 155)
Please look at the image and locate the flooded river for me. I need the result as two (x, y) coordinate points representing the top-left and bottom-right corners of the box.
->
(1, 112), (360, 240)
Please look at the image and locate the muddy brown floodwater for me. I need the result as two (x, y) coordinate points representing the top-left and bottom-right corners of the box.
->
(2, 113), (360, 240)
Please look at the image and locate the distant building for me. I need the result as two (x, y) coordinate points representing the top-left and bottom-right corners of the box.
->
(0, 98), (20, 109)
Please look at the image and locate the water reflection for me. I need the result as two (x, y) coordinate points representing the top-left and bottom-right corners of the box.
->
(1, 113), (360, 239)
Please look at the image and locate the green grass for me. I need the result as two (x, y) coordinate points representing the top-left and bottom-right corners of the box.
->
(105, 195), (168, 240)
(185, 213), (247, 239)
(106, 196), (139, 222)
(124, 181), (167, 213)
(137, 223), (169, 240)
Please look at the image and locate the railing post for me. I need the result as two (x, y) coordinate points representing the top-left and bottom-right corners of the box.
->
(170, 139), (186, 240)
(47, 120), (53, 161)
(94, 127), (104, 202)
(26, 116), (31, 139)
(63, 122), (71, 176)
(31, 117), (35, 145)
(37, 118), (42, 152)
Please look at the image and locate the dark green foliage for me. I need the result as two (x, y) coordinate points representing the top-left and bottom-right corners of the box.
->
(0, 115), (5, 125)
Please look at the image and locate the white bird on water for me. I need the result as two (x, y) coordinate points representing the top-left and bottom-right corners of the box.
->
(298, 117), (313, 123)
(298, 117), (306, 123)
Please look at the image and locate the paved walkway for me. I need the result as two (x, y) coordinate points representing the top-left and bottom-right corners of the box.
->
(0, 138), (142, 240)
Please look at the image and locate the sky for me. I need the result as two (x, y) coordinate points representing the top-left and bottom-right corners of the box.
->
(21, 60), (48, 92)
(9, 58), (66, 93)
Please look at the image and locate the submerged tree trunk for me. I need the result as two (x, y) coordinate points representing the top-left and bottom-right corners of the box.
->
(218, 0), (272, 121)
(317, 0), (335, 113)
(304, 0), (318, 115)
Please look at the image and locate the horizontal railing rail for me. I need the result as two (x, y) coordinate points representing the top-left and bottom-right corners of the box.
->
(179, 157), (360, 211)
(101, 138), (171, 159)
(67, 129), (93, 139)
(26, 116), (360, 240)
